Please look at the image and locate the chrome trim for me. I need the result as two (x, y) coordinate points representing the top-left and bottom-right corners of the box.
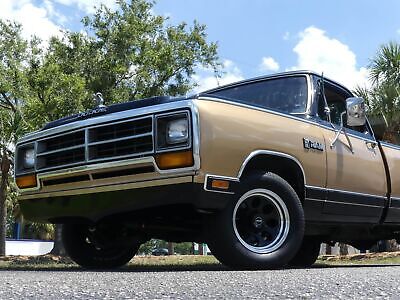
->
(391, 197), (400, 202)
(203, 174), (239, 194)
(305, 185), (386, 200)
(14, 142), (36, 176)
(17, 154), (198, 194)
(305, 74), (313, 115)
(154, 110), (192, 153)
(16, 100), (201, 191)
(19, 176), (193, 200)
(36, 144), (84, 157)
(380, 141), (400, 151)
(189, 101), (201, 172)
(87, 132), (152, 146)
(18, 100), (195, 143)
(305, 198), (325, 203)
(324, 199), (382, 209)
(305, 198), (382, 209)
(237, 150), (306, 184)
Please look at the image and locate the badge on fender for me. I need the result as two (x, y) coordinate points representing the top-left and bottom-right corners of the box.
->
(303, 138), (324, 151)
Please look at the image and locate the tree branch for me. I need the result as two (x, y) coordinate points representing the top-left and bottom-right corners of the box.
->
(0, 93), (16, 112)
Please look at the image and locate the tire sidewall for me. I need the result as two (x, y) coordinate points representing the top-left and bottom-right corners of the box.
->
(207, 172), (305, 269)
(62, 224), (139, 269)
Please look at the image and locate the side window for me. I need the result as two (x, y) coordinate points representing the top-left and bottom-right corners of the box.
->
(318, 83), (370, 135)
(209, 76), (308, 114)
(325, 85), (347, 126)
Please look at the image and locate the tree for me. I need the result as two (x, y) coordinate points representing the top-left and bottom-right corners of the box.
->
(48, 0), (219, 103)
(0, 20), (30, 256)
(355, 42), (400, 137)
(0, 0), (220, 255)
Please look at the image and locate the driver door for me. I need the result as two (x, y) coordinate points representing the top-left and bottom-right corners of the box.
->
(317, 81), (386, 223)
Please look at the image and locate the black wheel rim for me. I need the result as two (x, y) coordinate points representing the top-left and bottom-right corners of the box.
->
(233, 189), (290, 254)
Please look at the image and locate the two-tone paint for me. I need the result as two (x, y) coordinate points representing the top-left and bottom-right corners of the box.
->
(16, 71), (400, 229)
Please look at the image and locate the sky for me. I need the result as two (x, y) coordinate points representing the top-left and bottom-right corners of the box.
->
(1, 0), (400, 92)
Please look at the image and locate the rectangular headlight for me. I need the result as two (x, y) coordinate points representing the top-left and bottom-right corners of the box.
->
(16, 144), (36, 173)
(156, 112), (191, 151)
(166, 118), (189, 144)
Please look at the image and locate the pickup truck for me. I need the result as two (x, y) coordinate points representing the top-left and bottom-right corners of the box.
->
(14, 71), (400, 269)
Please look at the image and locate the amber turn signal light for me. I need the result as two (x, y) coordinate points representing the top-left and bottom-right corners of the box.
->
(211, 179), (230, 190)
(16, 174), (37, 189)
(155, 150), (194, 170)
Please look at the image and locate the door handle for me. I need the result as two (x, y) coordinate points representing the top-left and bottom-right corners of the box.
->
(365, 141), (377, 149)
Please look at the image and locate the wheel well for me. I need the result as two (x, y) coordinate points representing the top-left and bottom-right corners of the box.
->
(240, 154), (305, 202)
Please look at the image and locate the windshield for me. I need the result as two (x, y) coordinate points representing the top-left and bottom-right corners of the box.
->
(208, 76), (308, 114)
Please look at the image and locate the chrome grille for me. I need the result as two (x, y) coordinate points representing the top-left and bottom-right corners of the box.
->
(36, 115), (154, 171)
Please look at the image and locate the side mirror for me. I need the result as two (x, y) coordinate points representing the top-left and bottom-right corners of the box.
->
(346, 97), (366, 127)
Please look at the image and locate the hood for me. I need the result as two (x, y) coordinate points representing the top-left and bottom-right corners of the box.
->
(43, 96), (186, 130)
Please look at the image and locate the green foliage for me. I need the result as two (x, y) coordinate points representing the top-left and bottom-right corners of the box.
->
(138, 239), (167, 255)
(173, 242), (194, 255)
(0, 0), (220, 242)
(49, 0), (219, 104)
(138, 239), (194, 255)
(354, 42), (400, 138)
(369, 42), (400, 86)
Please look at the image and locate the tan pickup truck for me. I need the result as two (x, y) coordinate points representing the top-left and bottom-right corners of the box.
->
(15, 71), (400, 269)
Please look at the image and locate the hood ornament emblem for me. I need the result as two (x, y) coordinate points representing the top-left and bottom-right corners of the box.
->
(94, 92), (106, 108)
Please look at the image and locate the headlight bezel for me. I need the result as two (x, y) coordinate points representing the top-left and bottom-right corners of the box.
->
(16, 143), (36, 174)
(155, 111), (192, 153)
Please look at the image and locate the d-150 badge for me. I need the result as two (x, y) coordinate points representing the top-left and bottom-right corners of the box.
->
(303, 138), (324, 151)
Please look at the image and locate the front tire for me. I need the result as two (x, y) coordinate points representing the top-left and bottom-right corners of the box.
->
(288, 237), (321, 267)
(62, 223), (140, 269)
(206, 172), (305, 269)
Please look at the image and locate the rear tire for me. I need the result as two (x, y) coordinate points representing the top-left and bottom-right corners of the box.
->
(206, 172), (305, 269)
(62, 223), (140, 269)
(288, 237), (321, 267)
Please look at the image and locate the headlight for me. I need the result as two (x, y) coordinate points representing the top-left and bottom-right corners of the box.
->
(166, 118), (188, 144)
(23, 148), (35, 168)
(16, 145), (35, 172)
(156, 112), (191, 151)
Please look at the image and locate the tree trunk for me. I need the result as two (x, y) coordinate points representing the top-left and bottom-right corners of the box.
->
(325, 244), (332, 255)
(167, 242), (174, 255)
(50, 224), (66, 256)
(339, 243), (348, 256)
(0, 150), (11, 256)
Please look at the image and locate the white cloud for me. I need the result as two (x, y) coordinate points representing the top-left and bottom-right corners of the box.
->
(192, 59), (244, 93)
(290, 26), (369, 89)
(54, 0), (117, 13)
(0, 0), (63, 42)
(259, 57), (280, 72)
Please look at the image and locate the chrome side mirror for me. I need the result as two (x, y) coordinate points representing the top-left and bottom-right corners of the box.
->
(346, 97), (366, 127)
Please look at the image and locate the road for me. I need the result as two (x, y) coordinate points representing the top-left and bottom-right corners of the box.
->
(0, 265), (399, 299)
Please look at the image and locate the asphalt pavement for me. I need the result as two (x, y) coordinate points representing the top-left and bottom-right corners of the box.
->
(0, 265), (399, 299)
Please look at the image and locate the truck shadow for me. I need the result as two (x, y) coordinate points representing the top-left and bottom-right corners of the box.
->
(2, 263), (400, 273)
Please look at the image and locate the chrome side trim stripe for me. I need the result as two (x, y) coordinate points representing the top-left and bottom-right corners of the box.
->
(305, 185), (386, 200)
(305, 198), (383, 209)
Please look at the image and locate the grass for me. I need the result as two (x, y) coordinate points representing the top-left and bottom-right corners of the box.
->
(0, 253), (399, 271)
